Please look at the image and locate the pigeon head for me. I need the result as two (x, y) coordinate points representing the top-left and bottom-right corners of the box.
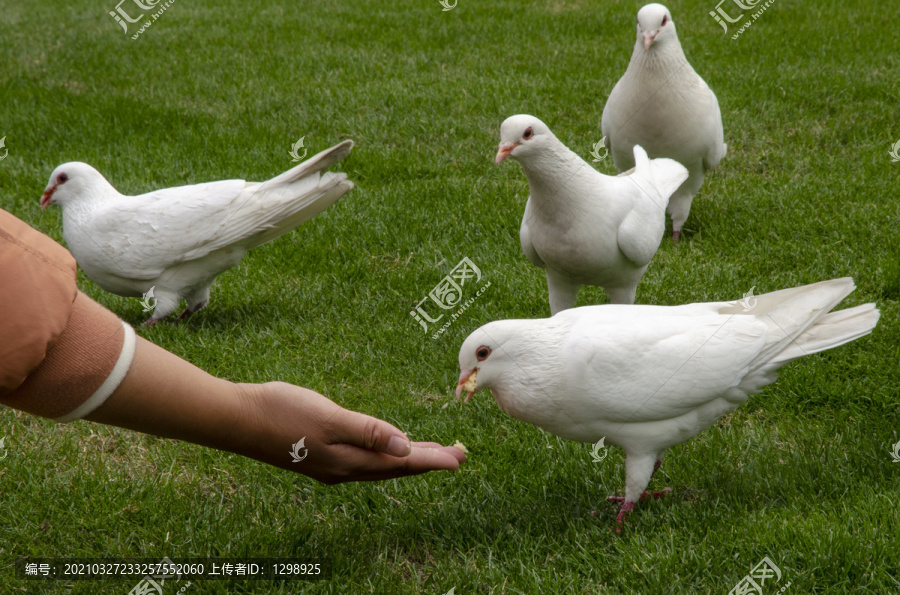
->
(41, 162), (110, 210)
(456, 319), (560, 403)
(636, 3), (677, 52)
(456, 325), (505, 403)
(495, 115), (554, 165)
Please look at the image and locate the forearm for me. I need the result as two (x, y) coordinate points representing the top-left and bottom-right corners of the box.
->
(86, 336), (261, 457)
(1, 210), (463, 483)
(84, 337), (464, 483)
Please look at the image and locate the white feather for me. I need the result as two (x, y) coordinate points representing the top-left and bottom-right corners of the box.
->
(44, 141), (354, 321)
(499, 114), (687, 313)
(601, 3), (727, 235)
(458, 278), (878, 508)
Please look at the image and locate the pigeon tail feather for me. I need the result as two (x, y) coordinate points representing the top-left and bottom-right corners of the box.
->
(266, 140), (354, 187)
(732, 278), (878, 381)
(769, 303), (879, 367)
(244, 174), (354, 249)
(631, 145), (689, 209)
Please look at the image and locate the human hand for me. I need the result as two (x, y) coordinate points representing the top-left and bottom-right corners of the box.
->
(236, 381), (466, 484)
(88, 337), (464, 485)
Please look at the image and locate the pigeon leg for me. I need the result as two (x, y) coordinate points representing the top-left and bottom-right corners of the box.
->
(609, 454), (659, 533)
(607, 487), (672, 503)
(606, 286), (637, 305)
(178, 286), (211, 321)
(607, 458), (671, 503)
(667, 189), (691, 240)
(667, 167), (703, 241)
(145, 290), (180, 325)
(177, 300), (208, 321)
(546, 270), (579, 315)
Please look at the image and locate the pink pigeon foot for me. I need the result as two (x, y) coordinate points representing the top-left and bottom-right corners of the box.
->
(611, 490), (673, 534)
(613, 501), (636, 534)
(673, 230), (681, 242)
(142, 317), (159, 327)
(609, 456), (670, 533)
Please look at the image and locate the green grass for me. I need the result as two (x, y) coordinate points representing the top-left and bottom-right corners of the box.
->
(1, 0), (899, 592)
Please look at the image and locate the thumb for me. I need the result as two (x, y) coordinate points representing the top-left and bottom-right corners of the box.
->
(330, 409), (412, 458)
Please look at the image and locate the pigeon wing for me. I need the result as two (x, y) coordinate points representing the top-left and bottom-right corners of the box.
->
(87, 178), (251, 279)
(562, 310), (768, 424)
(86, 142), (354, 280)
(519, 197), (545, 268)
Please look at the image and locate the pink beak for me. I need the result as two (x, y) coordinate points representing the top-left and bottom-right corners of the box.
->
(495, 141), (518, 164)
(456, 368), (476, 402)
(40, 186), (56, 209)
(642, 31), (657, 51)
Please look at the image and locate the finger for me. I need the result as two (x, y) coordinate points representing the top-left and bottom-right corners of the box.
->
(428, 444), (466, 463)
(409, 441), (446, 449)
(402, 445), (465, 472)
(357, 446), (465, 481)
(328, 408), (412, 457)
(409, 442), (467, 463)
(325, 443), (465, 483)
(413, 442), (466, 463)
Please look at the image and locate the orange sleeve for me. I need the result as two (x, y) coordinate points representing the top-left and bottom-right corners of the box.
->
(0, 210), (134, 421)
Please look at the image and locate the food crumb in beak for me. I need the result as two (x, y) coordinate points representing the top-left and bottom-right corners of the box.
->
(462, 369), (478, 392)
(461, 369), (478, 402)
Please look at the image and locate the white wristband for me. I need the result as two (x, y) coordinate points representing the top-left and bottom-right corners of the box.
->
(54, 321), (136, 423)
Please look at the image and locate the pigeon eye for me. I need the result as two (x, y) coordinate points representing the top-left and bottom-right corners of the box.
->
(661, 15), (667, 25)
(523, 127), (534, 140)
(57, 173), (69, 184)
(476, 345), (492, 361)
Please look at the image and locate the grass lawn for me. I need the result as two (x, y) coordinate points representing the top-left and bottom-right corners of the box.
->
(1, 0), (899, 592)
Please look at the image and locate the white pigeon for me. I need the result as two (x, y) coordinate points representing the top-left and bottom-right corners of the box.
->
(41, 141), (355, 324)
(496, 114), (688, 313)
(456, 278), (878, 531)
(601, 3), (727, 241)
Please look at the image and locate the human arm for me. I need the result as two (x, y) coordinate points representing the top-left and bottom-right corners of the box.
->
(0, 208), (463, 482)
(86, 335), (465, 483)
